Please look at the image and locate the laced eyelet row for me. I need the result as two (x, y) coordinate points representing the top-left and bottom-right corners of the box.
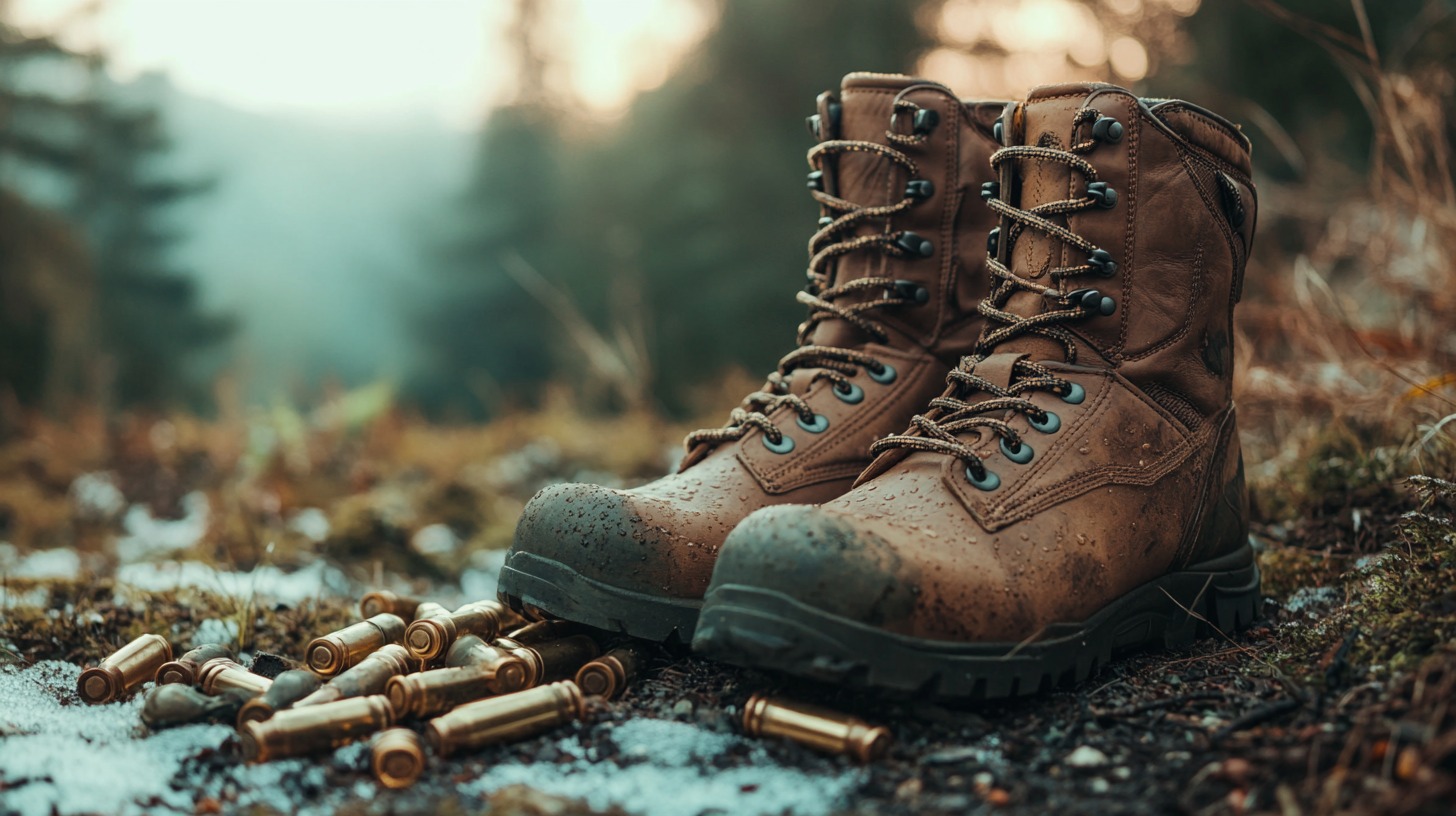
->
(761, 364), (900, 455)
(874, 104), (1122, 486)
(690, 92), (941, 460)
(964, 389), (1079, 491)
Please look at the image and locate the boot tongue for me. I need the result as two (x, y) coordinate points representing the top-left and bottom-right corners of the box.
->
(805, 73), (943, 350)
(829, 72), (923, 210)
(980, 83), (1105, 365)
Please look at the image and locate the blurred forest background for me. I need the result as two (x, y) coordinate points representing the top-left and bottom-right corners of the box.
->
(0, 0), (1452, 551)
(1, 0), (1449, 419)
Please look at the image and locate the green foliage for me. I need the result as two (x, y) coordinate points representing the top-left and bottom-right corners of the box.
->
(1262, 475), (1456, 685)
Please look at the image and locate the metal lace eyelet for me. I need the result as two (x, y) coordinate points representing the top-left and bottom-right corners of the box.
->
(1086, 181), (1118, 209)
(1028, 410), (1061, 434)
(1060, 383), (1086, 405)
(867, 363), (897, 385)
(895, 231), (934, 258)
(966, 464), (1000, 491)
(796, 413), (829, 434)
(1000, 437), (1034, 464)
(905, 179), (934, 200)
(1088, 249), (1117, 277)
(833, 381), (865, 404)
(911, 108), (939, 135)
(887, 279), (929, 304)
(763, 433), (795, 454)
(1069, 288), (1117, 316)
(1092, 116), (1124, 143)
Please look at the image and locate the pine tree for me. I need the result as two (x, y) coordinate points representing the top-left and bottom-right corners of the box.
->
(0, 16), (232, 411)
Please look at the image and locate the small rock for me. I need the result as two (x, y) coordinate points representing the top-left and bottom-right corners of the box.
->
(987, 788), (1011, 806)
(672, 699), (694, 718)
(1089, 778), (1110, 794)
(895, 778), (922, 799)
(1396, 746), (1421, 781)
(971, 771), (995, 793)
(1065, 745), (1109, 767)
(411, 523), (461, 558)
(1221, 757), (1252, 785)
(922, 745), (986, 765)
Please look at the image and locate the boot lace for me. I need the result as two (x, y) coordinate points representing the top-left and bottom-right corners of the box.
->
(871, 108), (1115, 480)
(685, 100), (936, 450)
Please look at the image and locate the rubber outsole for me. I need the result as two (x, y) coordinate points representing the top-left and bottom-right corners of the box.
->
(691, 551), (1261, 700)
(497, 551), (702, 645)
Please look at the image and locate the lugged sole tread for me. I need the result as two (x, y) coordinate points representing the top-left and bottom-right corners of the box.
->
(692, 557), (1261, 700)
(497, 551), (702, 645)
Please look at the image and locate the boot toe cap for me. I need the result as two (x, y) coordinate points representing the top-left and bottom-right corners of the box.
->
(707, 505), (920, 629)
(508, 482), (708, 598)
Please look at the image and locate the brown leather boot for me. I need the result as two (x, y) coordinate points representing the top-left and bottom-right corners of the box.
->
(694, 83), (1261, 696)
(498, 73), (1006, 642)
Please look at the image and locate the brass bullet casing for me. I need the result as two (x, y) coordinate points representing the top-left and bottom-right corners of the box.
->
(492, 634), (600, 689)
(575, 644), (648, 700)
(305, 613), (407, 677)
(142, 685), (253, 730)
(426, 680), (584, 758)
(386, 666), (497, 719)
(295, 644), (412, 708)
(78, 634), (173, 705)
(370, 728), (426, 789)
(198, 657), (274, 697)
(359, 591), (426, 622)
(404, 600), (508, 663)
(741, 694), (892, 763)
(445, 635), (529, 693)
(239, 694), (394, 762)
(155, 643), (236, 687)
(532, 635), (601, 684)
(237, 669), (326, 726)
(411, 601), (451, 624)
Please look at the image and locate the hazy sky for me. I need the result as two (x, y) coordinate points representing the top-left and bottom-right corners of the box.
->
(8, 0), (712, 128)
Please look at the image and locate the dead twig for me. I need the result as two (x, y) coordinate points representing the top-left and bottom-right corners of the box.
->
(1213, 697), (1302, 743)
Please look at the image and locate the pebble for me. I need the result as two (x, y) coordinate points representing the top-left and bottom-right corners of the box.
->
(895, 777), (923, 799)
(1089, 778), (1110, 794)
(1065, 745), (1110, 767)
(671, 699), (694, 718)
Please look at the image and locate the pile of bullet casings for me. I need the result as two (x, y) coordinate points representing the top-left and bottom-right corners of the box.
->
(77, 590), (892, 790)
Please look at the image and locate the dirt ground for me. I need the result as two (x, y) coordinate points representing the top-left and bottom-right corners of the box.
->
(1, 410), (1453, 815)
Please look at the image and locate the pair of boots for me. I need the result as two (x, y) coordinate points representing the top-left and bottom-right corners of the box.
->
(497, 74), (1262, 699)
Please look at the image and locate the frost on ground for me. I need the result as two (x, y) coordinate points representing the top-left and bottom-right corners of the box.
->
(113, 491), (211, 563)
(0, 545), (82, 581)
(112, 560), (356, 607)
(0, 661), (229, 816)
(0, 662), (859, 816)
(466, 718), (862, 816)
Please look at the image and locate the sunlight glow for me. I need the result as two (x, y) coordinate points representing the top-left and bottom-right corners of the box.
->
(6, 0), (713, 128)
